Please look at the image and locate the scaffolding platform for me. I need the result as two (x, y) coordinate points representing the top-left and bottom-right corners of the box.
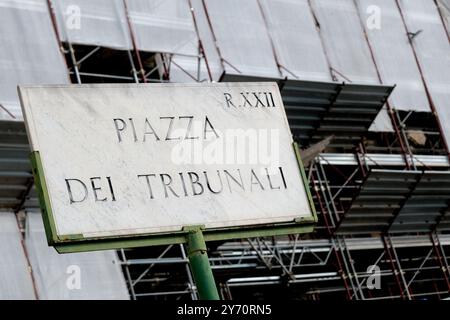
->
(0, 120), (37, 210)
(336, 169), (450, 235)
(390, 171), (450, 233)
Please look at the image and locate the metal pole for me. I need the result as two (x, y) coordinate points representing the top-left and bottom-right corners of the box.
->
(430, 232), (450, 290)
(185, 227), (220, 300)
(387, 236), (413, 300)
(395, 0), (450, 161)
(353, 0), (412, 169)
(382, 236), (406, 299)
(256, 0), (283, 78)
(119, 249), (137, 300)
(340, 237), (365, 300)
(123, 0), (147, 83)
(179, 244), (199, 300)
(188, 0), (213, 82)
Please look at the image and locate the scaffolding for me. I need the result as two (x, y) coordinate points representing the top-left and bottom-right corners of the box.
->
(0, 0), (449, 300)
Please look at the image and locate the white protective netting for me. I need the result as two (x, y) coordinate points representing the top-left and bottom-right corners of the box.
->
(309, 0), (392, 131)
(168, 0), (223, 82)
(0, 211), (36, 299)
(398, 0), (450, 147)
(309, 0), (379, 84)
(25, 212), (130, 300)
(437, 0), (450, 36)
(356, 0), (430, 112)
(127, 0), (198, 55)
(369, 108), (394, 132)
(51, 0), (132, 50)
(203, 0), (280, 77)
(259, 0), (331, 81)
(0, 0), (69, 120)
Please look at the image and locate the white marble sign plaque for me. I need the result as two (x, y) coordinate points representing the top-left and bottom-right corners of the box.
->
(19, 83), (313, 240)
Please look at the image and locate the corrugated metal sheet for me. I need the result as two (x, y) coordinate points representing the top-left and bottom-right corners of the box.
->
(25, 212), (130, 300)
(0, 120), (36, 210)
(390, 171), (450, 233)
(397, 0), (450, 151)
(0, 211), (36, 299)
(337, 169), (450, 235)
(52, 0), (132, 50)
(355, 0), (430, 112)
(203, 0), (280, 77)
(437, 209), (450, 231)
(0, 0), (69, 120)
(258, 0), (331, 81)
(337, 170), (419, 234)
(309, 0), (379, 84)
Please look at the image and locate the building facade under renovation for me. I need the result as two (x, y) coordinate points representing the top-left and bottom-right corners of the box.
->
(1, 0), (450, 300)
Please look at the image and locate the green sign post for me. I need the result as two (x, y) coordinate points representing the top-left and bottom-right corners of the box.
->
(185, 226), (220, 300)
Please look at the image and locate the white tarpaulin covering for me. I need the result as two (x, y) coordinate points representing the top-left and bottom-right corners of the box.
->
(127, 0), (198, 55)
(259, 0), (331, 81)
(25, 213), (129, 300)
(51, 0), (132, 50)
(0, 211), (36, 299)
(369, 108), (394, 132)
(398, 0), (450, 147)
(437, 0), (450, 36)
(204, 0), (280, 77)
(309, 0), (379, 84)
(309, 0), (392, 132)
(0, 0), (69, 120)
(168, 0), (224, 82)
(356, 0), (430, 112)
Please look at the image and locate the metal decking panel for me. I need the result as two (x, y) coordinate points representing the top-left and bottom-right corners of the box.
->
(337, 169), (450, 235)
(221, 73), (393, 149)
(337, 169), (421, 234)
(390, 171), (450, 233)
(0, 120), (36, 210)
(438, 209), (450, 231)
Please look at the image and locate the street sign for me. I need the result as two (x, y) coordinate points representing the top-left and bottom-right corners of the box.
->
(19, 83), (316, 253)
